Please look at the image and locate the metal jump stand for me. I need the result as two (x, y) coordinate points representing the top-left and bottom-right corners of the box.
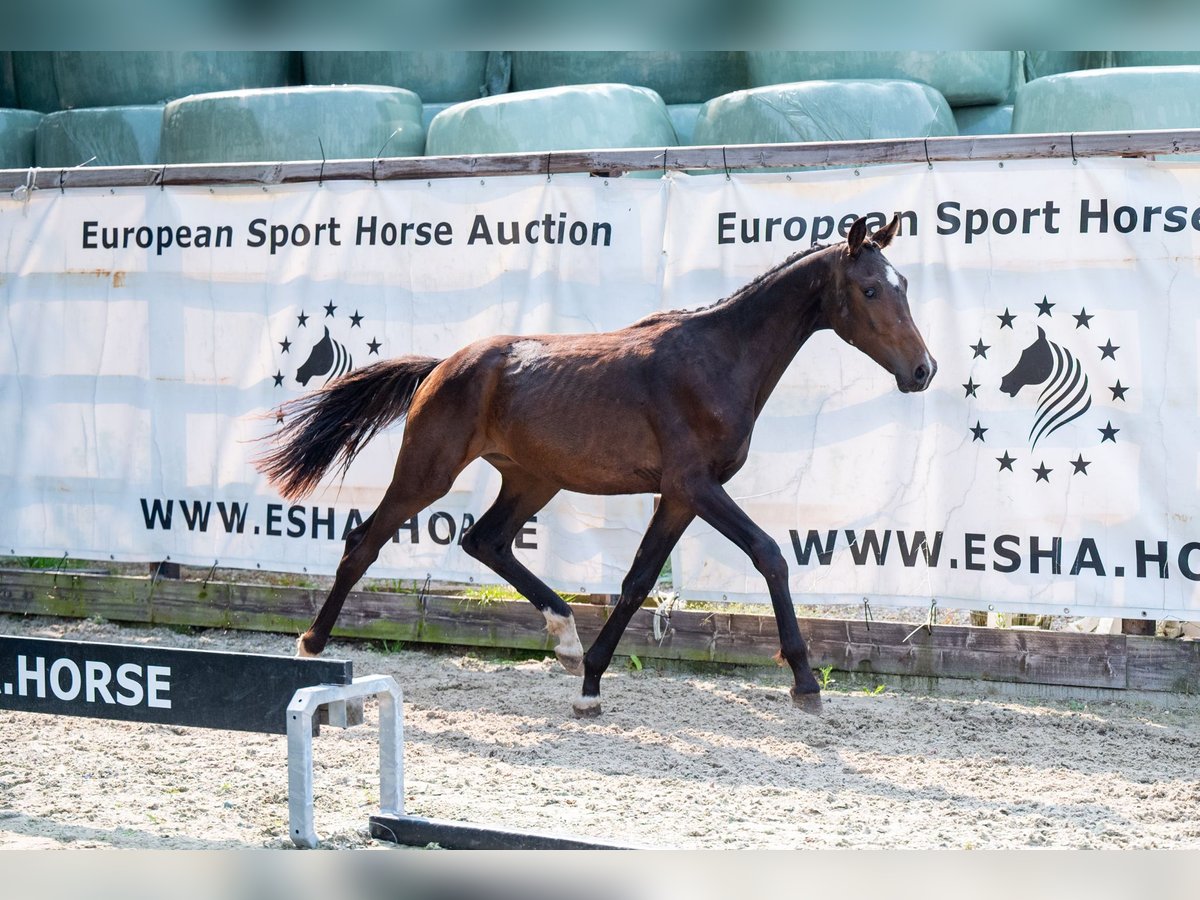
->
(287, 674), (631, 850)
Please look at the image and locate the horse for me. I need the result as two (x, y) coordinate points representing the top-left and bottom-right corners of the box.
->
(255, 215), (936, 717)
(1000, 326), (1091, 448)
(296, 326), (354, 387)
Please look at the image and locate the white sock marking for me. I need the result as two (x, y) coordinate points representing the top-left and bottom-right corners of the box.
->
(544, 610), (582, 658)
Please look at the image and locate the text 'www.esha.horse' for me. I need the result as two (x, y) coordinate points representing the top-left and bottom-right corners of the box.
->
(256, 215), (936, 716)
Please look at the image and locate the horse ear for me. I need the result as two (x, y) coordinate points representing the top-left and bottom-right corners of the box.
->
(1037, 326), (1046, 339)
(872, 214), (901, 250)
(847, 217), (868, 257)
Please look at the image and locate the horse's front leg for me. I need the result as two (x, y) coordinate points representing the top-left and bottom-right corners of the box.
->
(574, 498), (693, 718)
(684, 480), (822, 713)
(459, 469), (585, 673)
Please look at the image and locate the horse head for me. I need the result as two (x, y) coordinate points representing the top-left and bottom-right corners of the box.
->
(823, 215), (936, 393)
(296, 327), (334, 387)
(1000, 326), (1053, 397)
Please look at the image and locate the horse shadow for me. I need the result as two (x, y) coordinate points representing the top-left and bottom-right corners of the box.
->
(0, 811), (246, 849)
(384, 648), (1190, 840)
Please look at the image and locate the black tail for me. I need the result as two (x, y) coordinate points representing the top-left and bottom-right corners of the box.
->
(255, 355), (441, 500)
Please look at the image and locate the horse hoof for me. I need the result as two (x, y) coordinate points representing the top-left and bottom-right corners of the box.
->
(571, 696), (602, 719)
(555, 650), (585, 676)
(296, 634), (321, 658)
(791, 688), (823, 715)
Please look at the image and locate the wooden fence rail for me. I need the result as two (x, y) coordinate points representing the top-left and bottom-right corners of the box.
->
(1, 569), (1197, 696)
(2, 129), (1200, 191)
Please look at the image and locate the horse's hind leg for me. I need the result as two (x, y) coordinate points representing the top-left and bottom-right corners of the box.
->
(459, 465), (583, 673)
(299, 479), (447, 656)
(298, 422), (477, 657)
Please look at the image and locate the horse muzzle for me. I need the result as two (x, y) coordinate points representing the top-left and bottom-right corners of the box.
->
(898, 356), (937, 393)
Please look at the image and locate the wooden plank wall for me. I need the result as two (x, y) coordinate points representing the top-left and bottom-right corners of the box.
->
(1, 570), (1195, 695)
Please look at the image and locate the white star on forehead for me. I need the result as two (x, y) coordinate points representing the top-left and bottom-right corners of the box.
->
(884, 263), (901, 289)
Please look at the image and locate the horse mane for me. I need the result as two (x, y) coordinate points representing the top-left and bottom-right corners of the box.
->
(696, 241), (834, 313)
(632, 241), (833, 327)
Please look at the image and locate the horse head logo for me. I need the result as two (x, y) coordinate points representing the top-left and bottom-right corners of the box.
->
(1000, 326), (1052, 397)
(296, 326), (353, 387)
(1000, 326), (1091, 449)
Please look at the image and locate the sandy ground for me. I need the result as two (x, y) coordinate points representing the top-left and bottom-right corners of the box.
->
(1, 612), (1199, 851)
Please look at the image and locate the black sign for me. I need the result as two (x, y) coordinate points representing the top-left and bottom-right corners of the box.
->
(0, 636), (352, 734)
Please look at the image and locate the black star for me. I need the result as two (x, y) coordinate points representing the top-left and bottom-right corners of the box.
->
(1070, 454), (1091, 475)
(1033, 461), (1052, 483)
(272, 370), (284, 387)
(963, 377), (979, 398)
(324, 300), (337, 318)
(996, 451), (1016, 471)
(1035, 296), (1055, 317)
(1098, 339), (1119, 360)
(997, 308), (1016, 329)
(1073, 308), (1094, 329)
(279, 337), (291, 353)
(296, 310), (309, 327)
(970, 339), (990, 359)
(970, 421), (988, 442)
(349, 311), (364, 327)
(1109, 381), (1128, 401)
(367, 338), (381, 355)
(1099, 421), (1120, 443)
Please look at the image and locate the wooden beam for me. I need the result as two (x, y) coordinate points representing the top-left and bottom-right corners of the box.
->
(5, 129), (1200, 191)
(1121, 618), (1156, 636)
(1126, 635), (1200, 692)
(368, 814), (634, 850)
(0, 569), (1194, 695)
(148, 561), (181, 580)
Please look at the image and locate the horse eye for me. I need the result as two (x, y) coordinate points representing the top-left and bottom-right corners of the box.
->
(864, 287), (876, 298)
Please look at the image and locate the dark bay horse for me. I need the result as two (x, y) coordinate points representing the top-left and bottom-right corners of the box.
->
(256, 215), (936, 717)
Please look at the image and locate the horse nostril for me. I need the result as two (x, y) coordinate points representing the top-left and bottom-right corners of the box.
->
(914, 364), (928, 383)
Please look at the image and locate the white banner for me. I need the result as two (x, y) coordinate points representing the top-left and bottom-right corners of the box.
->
(3, 159), (1200, 617)
(0, 175), (664, 592)
(666, 159), (1200, 619)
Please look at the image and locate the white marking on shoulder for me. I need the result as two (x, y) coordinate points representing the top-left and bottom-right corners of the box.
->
(885, 263), (901, 290)
(510, 339), (546, 369)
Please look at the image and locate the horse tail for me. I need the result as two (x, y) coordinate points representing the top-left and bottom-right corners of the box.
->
(256, 355), (442, 501)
